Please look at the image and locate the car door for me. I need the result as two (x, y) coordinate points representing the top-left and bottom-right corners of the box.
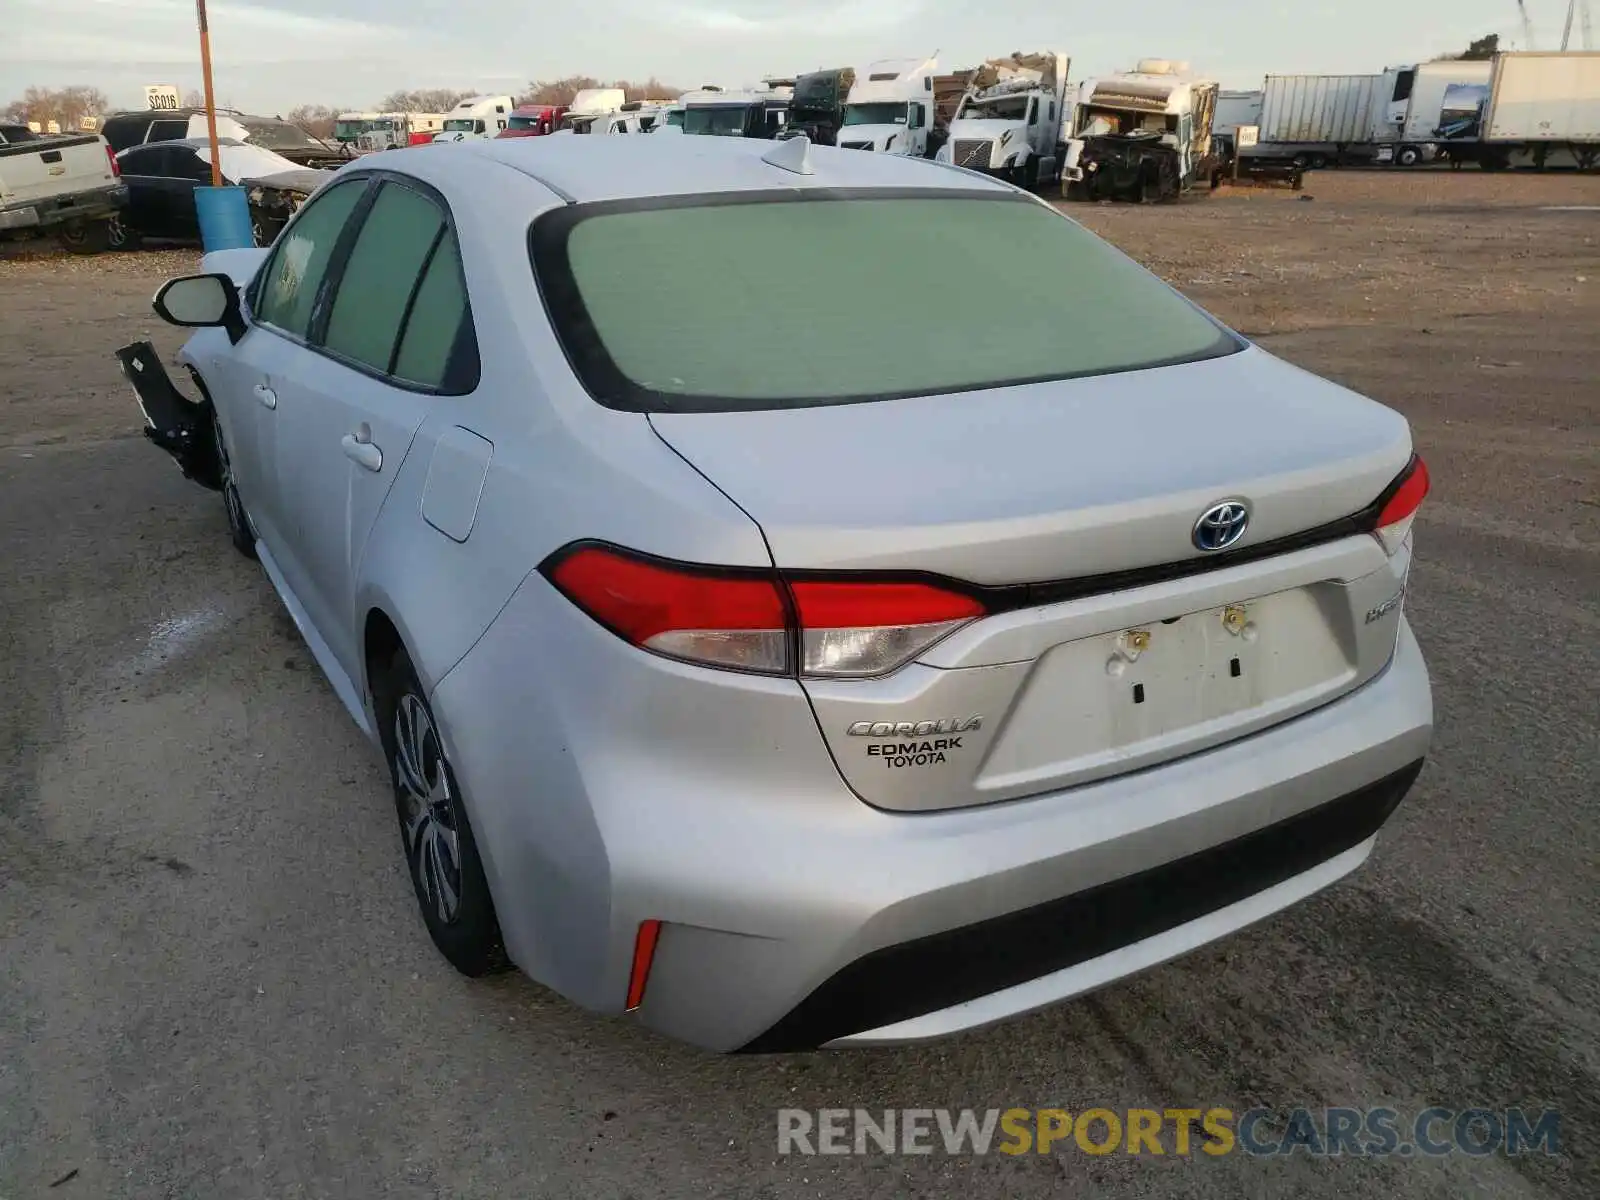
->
(224, 176), (373, 559)
(267, 177), (476, 683)
(116, 146), (167, 235)
(161, 147), (211, 239)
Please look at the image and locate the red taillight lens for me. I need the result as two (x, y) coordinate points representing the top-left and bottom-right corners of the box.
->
(106, 145), (120, 178)
(1372, 454), (1429, 555)
(545, 546), (790, 673)
(542, 545), (985, 678)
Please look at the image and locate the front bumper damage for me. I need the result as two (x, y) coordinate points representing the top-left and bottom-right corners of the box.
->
(115, 340), (221, 491)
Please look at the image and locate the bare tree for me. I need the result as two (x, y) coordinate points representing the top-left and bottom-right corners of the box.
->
(288, 104), (339, 138)
(2, 85), (110, 130)
(519, 77), (683, 106)
(379, 88), (475, 113)
(183, 89), (206, 108)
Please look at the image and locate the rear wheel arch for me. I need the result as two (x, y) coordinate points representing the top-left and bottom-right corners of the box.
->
(363, 607), (407, 711)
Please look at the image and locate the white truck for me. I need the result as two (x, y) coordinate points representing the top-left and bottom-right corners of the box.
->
(553, 89), (630, 134)
(1378, 60), (1495, 166)
(1245, 68), (1414, 167)
(1435, 51), (1600, 171)
(1063, 61), (1220, 202)
(681, 85), (792, 139)
(934, 53), (1071, 187)
(836, 58), (940, 157)
(432, 95), (513, 142)
(0, 131), (126, 253)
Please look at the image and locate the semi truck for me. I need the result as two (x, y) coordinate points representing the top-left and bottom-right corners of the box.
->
(1243, 68), (1413, 167)
(1063, 60), (1220, 202)
(934, 53), (1072, 186)
(836, 58), (940, 156)
(1377, 60), (1494, 166)
(1436, 51), (1600, 171)
(778, 68), (856, 145)
(681, 85), (792, 138)
(432, 95), (513, 141)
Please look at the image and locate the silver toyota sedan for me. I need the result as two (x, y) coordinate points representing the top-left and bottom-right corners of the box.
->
(122, 133), (1433, 1052)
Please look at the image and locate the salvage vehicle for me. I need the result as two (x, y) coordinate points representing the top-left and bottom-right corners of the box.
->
(0, 122), (41, 144)
(98, 108), (349, 168)
(682, 85), (792, 138)
(431, 95), (514, 142)
(836, 58), (937, 155)
(0, 129), (125, 253)
(934, 53), (1072, 186)
(120, 134), (1433, 1052)
(112, 137), (325, 249)
(1064, 61), (1220, 203)
(498, 104), (568, 138)
(1434, 51), (1600, 172)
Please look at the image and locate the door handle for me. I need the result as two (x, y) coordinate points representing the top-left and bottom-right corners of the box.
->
(341, 433), (382, 472)
(253, 384), (277, 409)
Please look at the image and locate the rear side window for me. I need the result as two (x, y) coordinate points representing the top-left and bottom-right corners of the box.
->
(531, 192), (1239, 413)
(322, 182), (446, 373)
(148, 119), (188, 142)
(253, 179), (367, 337)
(392, 230), (471, 388)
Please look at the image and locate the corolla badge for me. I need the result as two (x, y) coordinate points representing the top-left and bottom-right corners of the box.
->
(1192, 500), (1250, 552)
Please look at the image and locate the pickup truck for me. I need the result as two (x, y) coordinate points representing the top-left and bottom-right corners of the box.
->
(0, 132), (126, 253)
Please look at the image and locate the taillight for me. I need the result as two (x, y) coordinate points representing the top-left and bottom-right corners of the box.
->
(542, 544), (985, 678)
(106, 145), (120, 178)
(1372, 454), (1429, 555)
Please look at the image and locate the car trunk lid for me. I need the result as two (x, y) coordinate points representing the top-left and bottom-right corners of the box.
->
(648, 347), (1418, 812)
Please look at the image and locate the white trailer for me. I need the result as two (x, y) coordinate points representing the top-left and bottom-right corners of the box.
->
(933, 52), (1071, 186)
(1248, 69), (1413, 166)
(1437, 51), (1600, 170)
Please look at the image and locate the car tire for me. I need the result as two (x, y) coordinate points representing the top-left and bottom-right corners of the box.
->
(57, 218), (112, 255)
(375, 648), (509, 978)
(106, 214), (142, 252)
(1396, 146), (1421, 167)
(210, 403), (257, 560)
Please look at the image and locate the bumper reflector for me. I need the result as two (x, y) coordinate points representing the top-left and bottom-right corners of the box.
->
(626, 919), (663, 1011)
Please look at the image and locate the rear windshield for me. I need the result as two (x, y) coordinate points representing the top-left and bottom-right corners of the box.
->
(530, 190), (1240, 413)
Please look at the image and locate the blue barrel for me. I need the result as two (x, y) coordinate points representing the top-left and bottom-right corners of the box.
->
(194, 185), (255, 251)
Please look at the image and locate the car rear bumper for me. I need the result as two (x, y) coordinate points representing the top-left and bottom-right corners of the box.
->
(0, 183), (125, 231)
(432, 579), (1431, 1052)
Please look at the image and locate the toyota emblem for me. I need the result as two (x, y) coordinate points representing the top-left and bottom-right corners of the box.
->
(1192, 500), (1250, 552)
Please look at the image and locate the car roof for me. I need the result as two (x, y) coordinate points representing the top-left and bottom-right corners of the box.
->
(389, 134), (1014, 205)
(119, 137), (246, 154)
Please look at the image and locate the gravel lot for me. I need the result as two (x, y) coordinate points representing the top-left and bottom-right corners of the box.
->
(2, 170), (1596, 1199)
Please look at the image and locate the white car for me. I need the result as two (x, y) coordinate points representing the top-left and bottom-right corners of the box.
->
(121, 135), (1432, 1052)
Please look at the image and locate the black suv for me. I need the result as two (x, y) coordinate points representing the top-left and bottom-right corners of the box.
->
(97, 109), (348, 167)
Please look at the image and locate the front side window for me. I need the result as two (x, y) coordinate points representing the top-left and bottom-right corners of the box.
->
(321, 182), (447, 374)
(253, 179), (368, 337)
(531, 192), (1239, 413)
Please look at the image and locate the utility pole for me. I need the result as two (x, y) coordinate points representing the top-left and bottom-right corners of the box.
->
(196, 0), (222, 185)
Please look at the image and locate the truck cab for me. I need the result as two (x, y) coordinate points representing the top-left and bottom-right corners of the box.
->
(682, 87), (792, 139)
(935, 53), (1071, 186)
(1064, 62), (1221, 202)
(837, 58), (938, 156)
(432, 95), (513, 142)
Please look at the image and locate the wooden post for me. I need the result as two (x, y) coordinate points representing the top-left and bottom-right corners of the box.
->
(196, 0), (223, 186)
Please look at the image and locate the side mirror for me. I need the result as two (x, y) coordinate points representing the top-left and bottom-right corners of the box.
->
(152, 273), (246, 344)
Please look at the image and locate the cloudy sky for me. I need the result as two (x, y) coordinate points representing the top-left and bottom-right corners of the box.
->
(3, 0), (1534, 114)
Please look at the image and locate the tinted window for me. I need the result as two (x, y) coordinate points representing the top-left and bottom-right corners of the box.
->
(148, 119), (188, 142)
(253, 179), (367, 337)
(392, 231), (472, 388)
(321, 182), (447, 374)
(175, 149), (213, 182)
(118, 145), (165, 175)
(532, 192), (1238, 413)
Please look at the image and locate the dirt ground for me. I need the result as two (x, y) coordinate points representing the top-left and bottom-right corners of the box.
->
(1, 170), (1597, 1199)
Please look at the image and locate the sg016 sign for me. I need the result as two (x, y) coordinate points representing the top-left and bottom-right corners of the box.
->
(144, 85), (182, 111)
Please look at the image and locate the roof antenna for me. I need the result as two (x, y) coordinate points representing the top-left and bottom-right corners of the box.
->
(761, 134), (814, 175)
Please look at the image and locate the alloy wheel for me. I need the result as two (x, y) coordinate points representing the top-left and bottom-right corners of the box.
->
(393, 693), (464, 925)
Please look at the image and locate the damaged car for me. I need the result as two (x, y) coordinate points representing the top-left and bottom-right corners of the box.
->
(120, 136), (1432, 1053)
(112, 137), (327, 249)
